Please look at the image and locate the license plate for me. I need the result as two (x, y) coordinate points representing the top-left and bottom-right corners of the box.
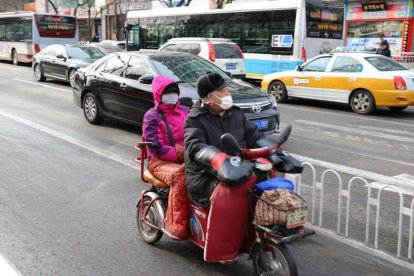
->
(286, 210), (307, 229)
(255, 119), (268, 129)
(226, 64), (236, 70)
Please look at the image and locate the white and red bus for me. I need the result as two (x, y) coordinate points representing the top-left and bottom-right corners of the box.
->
(0, 11), (79, 65)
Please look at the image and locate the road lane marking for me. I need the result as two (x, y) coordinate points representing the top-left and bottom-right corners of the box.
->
(0, 109), (412, 191)
(295, 119), (414, 143)
(290, 136), (414, 168)
(0, 64), (30, 73)
(13, 78), (71, 93)
(282, 104), (414, 128)
(0, 254), (22, 276)
(0, 110), (136, 169)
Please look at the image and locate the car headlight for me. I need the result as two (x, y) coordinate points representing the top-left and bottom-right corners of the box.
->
(269, 94), (277, 108)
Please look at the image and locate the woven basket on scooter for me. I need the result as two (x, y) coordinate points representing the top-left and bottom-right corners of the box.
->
(253, 188), (307, 227)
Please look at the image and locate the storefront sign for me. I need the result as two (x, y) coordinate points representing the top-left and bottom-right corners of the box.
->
(346, 0), (406, 20)
(362, 2), (388, 12)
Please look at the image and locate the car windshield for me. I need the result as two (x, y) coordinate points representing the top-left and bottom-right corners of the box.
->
(66, 46), (105, 60)
(213, 43), (243, 59)
(150, 54), (231, 83)
(365, 56), (408, 71)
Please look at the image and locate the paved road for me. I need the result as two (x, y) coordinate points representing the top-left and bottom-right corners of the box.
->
(0, 62), (413, 275)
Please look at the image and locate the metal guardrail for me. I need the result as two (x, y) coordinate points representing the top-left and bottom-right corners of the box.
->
(286, 155), (414, 269)
(396, 52), (414, 70)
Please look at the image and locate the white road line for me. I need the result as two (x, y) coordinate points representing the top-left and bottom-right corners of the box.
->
(290, 136), (414, 168)
(282, 104), (414, 128)
(0, 110), (136, 169)
(0, 254), (22, 276)
(0, 64), (30, 73)
(13, 78), (71, 93)
(295, 119), (414, 143)
(0, 109), (412, 191)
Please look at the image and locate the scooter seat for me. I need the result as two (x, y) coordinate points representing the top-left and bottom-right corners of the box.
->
(144, 170), (169, 189)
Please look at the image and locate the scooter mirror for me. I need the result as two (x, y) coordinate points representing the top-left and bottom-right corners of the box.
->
(278, 125), (292, 146)
(221, 133), (242, 156)
(179, 97), (194, 108)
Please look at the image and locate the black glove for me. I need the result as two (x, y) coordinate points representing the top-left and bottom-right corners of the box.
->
(255, 138), (282, 166)
(195, 146), (254, 186)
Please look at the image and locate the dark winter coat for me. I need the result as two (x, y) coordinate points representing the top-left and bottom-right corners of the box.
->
(376, 47), (391, 58)
(184, 100), (264, 207)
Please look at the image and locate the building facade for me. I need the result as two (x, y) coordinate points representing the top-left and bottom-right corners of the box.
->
(344, 0), (414, 55)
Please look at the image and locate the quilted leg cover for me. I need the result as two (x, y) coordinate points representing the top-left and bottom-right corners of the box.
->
(148, 157), (189, 238)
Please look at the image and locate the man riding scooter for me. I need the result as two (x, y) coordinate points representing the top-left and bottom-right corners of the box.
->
(184, 72), (281, 261)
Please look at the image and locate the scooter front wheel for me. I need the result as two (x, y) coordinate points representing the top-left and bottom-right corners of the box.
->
(252, 240), (297, 276)
(136, 195), (164, 244)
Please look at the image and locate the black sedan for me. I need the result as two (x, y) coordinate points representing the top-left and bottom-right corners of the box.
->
(72, 52), (280, 134)
(33, 44), (106, 87)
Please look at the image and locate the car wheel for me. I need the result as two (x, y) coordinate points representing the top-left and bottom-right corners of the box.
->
(269, 80), (288, 103)
(83, 93), (103, 124)
(68, 69), (77, 87)
(34, 64), (46, 82)
(389, 106), (407, 112)
(350, 89), (376, 115)
(12, 50), (19, 66)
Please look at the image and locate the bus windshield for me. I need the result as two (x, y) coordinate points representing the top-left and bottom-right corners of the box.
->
(35, 15), (76, 38)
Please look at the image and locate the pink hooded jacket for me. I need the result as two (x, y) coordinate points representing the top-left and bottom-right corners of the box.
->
(142, 75), (188, 162)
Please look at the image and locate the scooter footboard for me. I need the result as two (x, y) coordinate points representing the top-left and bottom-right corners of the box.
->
(204, 176), (257, 262)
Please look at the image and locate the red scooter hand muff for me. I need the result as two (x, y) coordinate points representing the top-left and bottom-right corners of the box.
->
(210, 152), (228, 170)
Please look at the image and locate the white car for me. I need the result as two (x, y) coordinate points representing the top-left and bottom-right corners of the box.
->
(158, 37), (245, 79)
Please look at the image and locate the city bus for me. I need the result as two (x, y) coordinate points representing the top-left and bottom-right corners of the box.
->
(0, 11), (79, 65)
(125, 0), (345, 80)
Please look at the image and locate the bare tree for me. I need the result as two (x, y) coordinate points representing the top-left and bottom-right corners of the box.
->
(73, 0), (99, 42)
(47, 0), (59, 14)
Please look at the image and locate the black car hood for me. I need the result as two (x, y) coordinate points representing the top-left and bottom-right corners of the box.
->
(177, 78), (269, 103)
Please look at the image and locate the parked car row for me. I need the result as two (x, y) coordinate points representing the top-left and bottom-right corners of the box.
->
(33, 41), (125, 87)
(32, 39), (413, 141)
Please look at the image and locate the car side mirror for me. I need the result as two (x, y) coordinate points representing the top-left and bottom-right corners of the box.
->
(56, 54), (66, 61)
(138, 75), (154, 84)
(180, 97), (194, 108)
(296, 65), (302, 71)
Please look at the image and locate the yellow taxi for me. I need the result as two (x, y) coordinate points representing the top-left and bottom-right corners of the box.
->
(261, 53), (414, 114)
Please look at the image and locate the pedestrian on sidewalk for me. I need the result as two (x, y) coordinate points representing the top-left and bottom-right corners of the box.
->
(376, 40), (391, 58)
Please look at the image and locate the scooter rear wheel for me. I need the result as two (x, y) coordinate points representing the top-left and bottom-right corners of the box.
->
(252, 241), (297, 276)
(137, 195), (164, 244)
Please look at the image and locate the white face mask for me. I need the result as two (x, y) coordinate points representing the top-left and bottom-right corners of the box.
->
(161, 93), (179, 105)
(213, 94), (233, 110)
